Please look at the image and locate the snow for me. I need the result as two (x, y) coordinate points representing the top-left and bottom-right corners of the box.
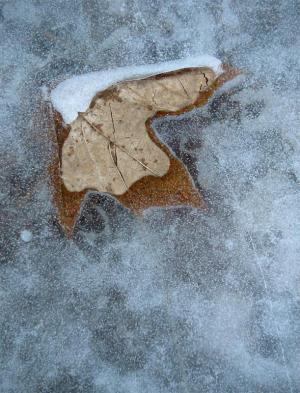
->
(51, 55), (222, 124)
(20, 230), (33, 243)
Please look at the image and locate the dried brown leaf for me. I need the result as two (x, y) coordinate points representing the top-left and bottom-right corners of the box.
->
(50, 65), (241, 236)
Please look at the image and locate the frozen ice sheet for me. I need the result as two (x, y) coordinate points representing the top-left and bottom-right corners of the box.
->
(0, 0), (299, 392)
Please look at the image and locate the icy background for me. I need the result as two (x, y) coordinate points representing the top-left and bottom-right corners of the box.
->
(0, 0), (300, 392)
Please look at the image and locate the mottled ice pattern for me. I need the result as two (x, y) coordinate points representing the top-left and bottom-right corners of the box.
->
(0, 1), (300, 392)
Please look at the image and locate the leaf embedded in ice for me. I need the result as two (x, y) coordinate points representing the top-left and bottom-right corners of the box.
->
(51, 65), (240, 236)
(61, 68), (215, 196)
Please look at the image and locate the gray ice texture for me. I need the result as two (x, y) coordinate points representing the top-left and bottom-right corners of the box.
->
(0, 0), (300, 392)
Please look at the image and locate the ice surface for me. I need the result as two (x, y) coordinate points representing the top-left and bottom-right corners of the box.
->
(1, 0), (300, 392)
(51, 55), (222, 124)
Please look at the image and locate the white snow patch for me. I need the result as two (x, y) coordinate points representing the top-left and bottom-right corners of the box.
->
(20, 229), (33, 243)
(51, 55), (223, 124)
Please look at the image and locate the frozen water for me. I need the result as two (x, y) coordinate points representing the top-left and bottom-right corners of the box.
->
(0, 0), (300, 392)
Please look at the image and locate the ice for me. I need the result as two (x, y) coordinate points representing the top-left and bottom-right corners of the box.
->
(1, 0), (300, 392)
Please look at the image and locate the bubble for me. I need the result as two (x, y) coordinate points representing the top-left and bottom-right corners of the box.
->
(20, 229), (33, 243)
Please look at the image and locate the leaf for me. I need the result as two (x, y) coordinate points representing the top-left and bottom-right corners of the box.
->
(50, 64), (240, 237)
